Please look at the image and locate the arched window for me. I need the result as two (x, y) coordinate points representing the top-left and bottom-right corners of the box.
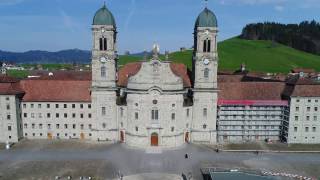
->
(104, 38), (107, 50)
(204, 68), (209, 78)
(99, 38), (107, 51)
(99, 38), (103, 51)
(203, 40), (207, 52)
(101, 66), (106, 78)
(203, 39), (211, 52)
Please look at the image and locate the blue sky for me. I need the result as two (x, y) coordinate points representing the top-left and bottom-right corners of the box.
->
(0, 0), (319, 54)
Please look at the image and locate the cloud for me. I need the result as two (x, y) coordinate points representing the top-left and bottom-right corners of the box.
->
(124, 0), (136, 31)
(274, 5), (284, 11)
(59, 9), (77, 32)
(0, 0), (24, 6)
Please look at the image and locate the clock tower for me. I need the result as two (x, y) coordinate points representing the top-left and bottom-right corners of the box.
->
(191, 7), (218, 144)
(91, 4), (118, 142)
(91, 4), (117, 88)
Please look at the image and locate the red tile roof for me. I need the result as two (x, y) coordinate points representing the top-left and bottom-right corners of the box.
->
(291, 68), (316, 74)
(219, 82), (286, 101)
(117, 62), (142, 87)
(291, 85), (320, 97)
(20, 80), (91, 102)
(28, 71), (91, 81)
(170, 63), (191, 87)
(0, 75), (24, 95)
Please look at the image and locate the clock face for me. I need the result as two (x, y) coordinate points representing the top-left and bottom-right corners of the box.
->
(100, 57), (107, 63)
(203, 59), (210, 65)
(101, 28), (105, 33)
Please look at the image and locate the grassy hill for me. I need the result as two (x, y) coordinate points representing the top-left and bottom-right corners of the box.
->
(120, 37), (320, 73)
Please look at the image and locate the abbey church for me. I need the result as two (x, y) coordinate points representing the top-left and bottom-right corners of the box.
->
(1, 4), (320, 147)
(91, 5), (218, 147)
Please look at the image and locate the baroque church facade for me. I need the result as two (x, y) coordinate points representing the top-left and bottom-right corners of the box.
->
(91, 5), (218, 147)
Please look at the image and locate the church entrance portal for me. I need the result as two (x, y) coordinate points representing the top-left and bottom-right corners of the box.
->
(120, 131), (125, 143)
(185, 132), (189, 143)
(151, 133), (159, 146)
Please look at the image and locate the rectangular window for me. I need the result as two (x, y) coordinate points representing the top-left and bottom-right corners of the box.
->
(64, 113), (67, 118)
(80, 114), (84, 118)
(294, 127), (298, 132)
(6, 104), (10, 110)
(56, 124), (60, 129)
(313, 127), (316, 132)
(72, 104), (75, 108)
(73, 124), (76, 129)
(8, 126), (12, 131)
(72, 113), (76, 118)
(102, 107), (106, 116)
(32, 123), (35, 129)
(305, 127), (309, 132)
(47, 124), (51, 129)
(39, 124), (43, 129)
(296, 107), (299, 111)
(38, 113), (42, 118)
(307, 116), (310, 121)
(64, 124), (68, 129)
(56, 104), (59, 108)
(88, 104), (91, 109)
(64, 104), (67, 108)
(203, 108), (207, 117)
(24, 124), (27, 129)
(31, 113), (35, 118)
(47, 113), (51, 118)
(7, 114), (11, 120)
(314, 116), (317, 121)
(56, 113), (59, 118)
(295, 116), (299, 121)
(315, 107), (318, 111)
(31, 104), (34, 108)
(171, 113), (175, 120)
(80, 124), (84, 130)
(24, 113), (27, 118)
(151, 110), (159, 120)
(307, 107), (311, 112)
(47, 104), (50, 108)
(23, 104), (26, 108)
(88, 113), (92, 118)
(135, 112), (139, 120)
(38, 104), (41, 108)
(80, 104), (84, 109)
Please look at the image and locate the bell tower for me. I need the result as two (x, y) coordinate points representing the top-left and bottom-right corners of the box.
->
(191, 6), (218, 144)
(91, 4), (118, 142)
(92, 3), (117, 88)
(193, 8), (218, 89)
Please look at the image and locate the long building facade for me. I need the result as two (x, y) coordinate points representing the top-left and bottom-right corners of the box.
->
(1, 5), (320, 147)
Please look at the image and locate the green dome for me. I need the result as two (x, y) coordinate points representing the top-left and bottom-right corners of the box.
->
(195, 8), (218, 28)
(93, 4), (116, 27)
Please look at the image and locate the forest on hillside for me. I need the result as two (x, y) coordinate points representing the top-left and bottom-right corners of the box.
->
(241, 21), (320, 55)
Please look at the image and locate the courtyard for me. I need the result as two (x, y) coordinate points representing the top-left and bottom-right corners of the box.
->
(0, 140), (319, 180)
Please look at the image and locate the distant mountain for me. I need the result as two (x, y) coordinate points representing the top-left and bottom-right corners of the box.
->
(0, 49), (91, 64)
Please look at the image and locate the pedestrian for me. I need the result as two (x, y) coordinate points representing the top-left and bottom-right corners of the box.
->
(185, 153), (189, 159)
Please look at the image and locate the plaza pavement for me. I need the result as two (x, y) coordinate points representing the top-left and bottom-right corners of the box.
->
(0, 140), (319, 179)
